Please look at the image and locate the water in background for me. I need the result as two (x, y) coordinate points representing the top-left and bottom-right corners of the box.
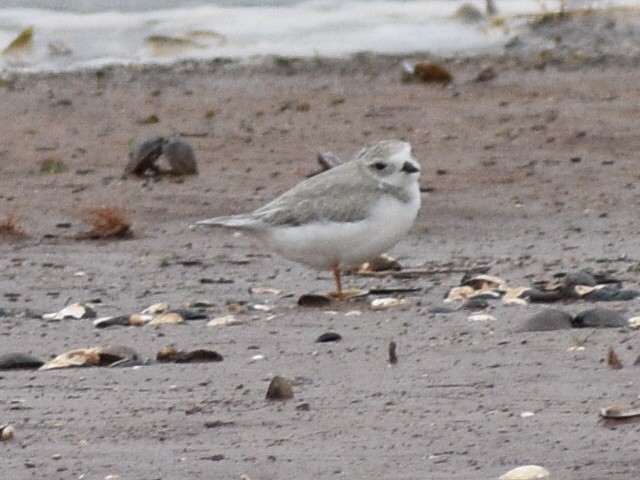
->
(0, 0), (635, 72)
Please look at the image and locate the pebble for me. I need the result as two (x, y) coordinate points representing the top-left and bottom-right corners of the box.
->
(265, 376), (293, 400)
(297, 293), (331, 307)
(164, 137), (198, 175)
(316, 332), (342, 343)
(0, 352), (44, 370)
(0, 424), (14, 441)
(573, 307), (628, 328)
(125, 135), (164, 176)
(522, 309), (573, 332)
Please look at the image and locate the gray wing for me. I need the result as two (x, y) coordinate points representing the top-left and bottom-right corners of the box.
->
(253, 163), (380, 227)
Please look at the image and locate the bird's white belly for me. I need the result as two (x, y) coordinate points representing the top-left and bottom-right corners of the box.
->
(264, 192), (420, 270)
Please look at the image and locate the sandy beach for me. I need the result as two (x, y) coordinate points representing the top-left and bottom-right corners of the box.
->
(2, 9), (640, 480)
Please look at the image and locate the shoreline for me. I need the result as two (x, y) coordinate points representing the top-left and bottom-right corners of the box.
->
(3, 6), (640, 80)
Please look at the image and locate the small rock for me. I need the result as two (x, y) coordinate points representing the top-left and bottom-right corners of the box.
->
(164, 137), (198, 175)
(0, 424), (15, 441)
(0, 352), (44, 370)
(607, 346), (623, 370)
(125, 135), (164, 176)
(474, 66), (497, 82)
(358, 254), (402, 272)
(462, 297), (490, 310)
(573, 308), (627, 328)
(265, 376), (293, 400)
(522, 309), (573, 332)
(388, 341), (398, 364)
(316, 332), (341, 343)
(298, 293), (331, 307)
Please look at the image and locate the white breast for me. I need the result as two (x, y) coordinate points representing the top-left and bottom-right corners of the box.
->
(264, 186), (421, 270)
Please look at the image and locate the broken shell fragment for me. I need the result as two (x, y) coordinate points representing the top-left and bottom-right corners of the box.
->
(462, 273), (508, 291)
(129, 314), (155, 326)
(371, 297), (409, 310)
(93, 315), (134, 328)
(125, 135), (165, 176)
(628, 316), (640, 329)
(250, 287), (284, 295)
(498, 465), (550, 480)
(445, 286), (476, 301)
(43, 303), (97, 321)
(2, 26), (34, 56)
(599, 404), (640, 419)
(0, 424), (15, 441)
(148, 312), (184, 325)
(468, 313), (497, 322)
(502, 287), (530, 305)
(141, 302), (170, 315)
(164, 137), (198, 175)
(266, 375), (293, 400)
(39, 345), (138, 370)
(207, 315), (243, 327)
(156, 346), (223, 363)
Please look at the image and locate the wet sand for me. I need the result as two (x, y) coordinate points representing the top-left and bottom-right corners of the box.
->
(2, 10), (640, 480)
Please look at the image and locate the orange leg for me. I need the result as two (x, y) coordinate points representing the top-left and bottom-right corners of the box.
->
(329, 262), (345, 300)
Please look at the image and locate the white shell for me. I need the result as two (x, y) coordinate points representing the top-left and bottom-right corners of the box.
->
(148, 312), (184, 325)
(141, 302), (170, 315)
(207, 315), (241, 327)
(499, 465), (550, 480)
(627, 316), (640, 329)
(43, 303), (91, 321)
(0, 425), (14, 441)
(370, 298), (409, 310)
(468, 313), (497, 322)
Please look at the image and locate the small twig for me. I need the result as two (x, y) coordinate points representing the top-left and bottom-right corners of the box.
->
(355, 265), (491, 278)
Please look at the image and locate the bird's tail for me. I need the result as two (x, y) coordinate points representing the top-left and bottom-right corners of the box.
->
(195, 215), (259, 230)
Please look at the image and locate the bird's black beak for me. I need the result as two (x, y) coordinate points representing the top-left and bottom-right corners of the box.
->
(401, 161), (420, 174)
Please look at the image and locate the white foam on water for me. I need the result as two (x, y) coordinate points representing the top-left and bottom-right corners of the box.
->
(0, 0), (636, 72)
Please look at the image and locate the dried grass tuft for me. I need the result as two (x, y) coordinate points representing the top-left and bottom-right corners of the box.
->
(78, 206), (133, 240)
(0, 212), (29, 238)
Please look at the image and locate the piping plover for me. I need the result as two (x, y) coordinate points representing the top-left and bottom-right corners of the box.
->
(197, 140), (421, 299)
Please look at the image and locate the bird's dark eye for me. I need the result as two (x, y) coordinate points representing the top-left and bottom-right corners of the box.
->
(372, 162), (386, 171)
